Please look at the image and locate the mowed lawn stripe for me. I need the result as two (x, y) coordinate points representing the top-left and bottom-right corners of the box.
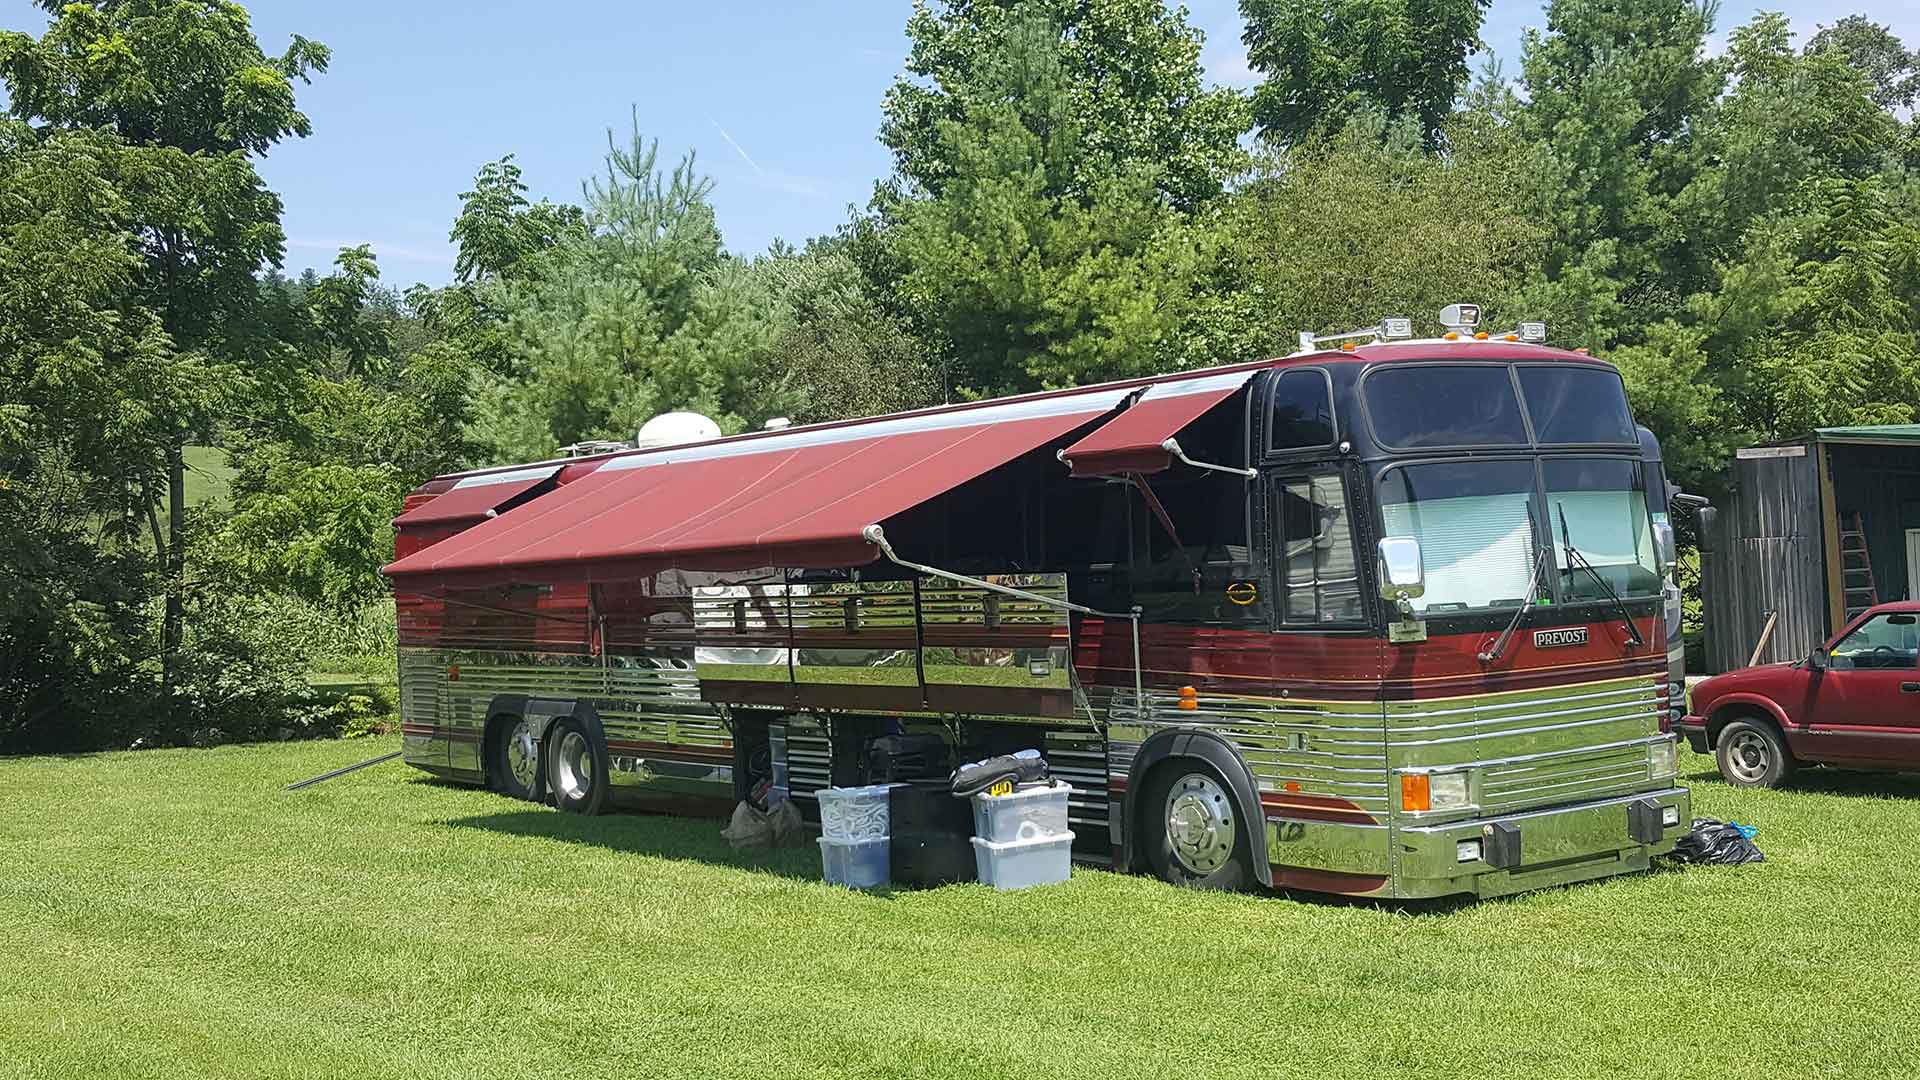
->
(2, 738), (1918, 1079)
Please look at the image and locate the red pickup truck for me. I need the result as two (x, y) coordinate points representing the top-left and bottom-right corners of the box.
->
(1681, 601), (1920, 787)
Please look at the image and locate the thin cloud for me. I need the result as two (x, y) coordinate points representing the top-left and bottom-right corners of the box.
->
(709, 116), (765, 176)
(708, 116), (830, 199)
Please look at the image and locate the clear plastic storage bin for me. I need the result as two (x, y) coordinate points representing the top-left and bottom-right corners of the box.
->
(970, 782), (1072, 843)
(971, 831), (1074, 890)
(817, 783), (895, 842)
(819, 836), (890, 889)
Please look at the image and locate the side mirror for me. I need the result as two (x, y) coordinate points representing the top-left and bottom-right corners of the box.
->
(1377, 536), (1425, 602)
(1652, 520), (1676, 573)
(1808, 648), (1828, 672)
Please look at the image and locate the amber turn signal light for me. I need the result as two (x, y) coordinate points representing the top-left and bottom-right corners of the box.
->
(1400, 773), (1431, 811)
(1177, 685), (1198, 711)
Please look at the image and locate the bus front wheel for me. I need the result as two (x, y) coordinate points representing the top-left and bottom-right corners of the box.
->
(1140, 760), (1252, 891)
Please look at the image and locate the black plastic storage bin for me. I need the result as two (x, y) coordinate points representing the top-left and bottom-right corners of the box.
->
(888, 780), (975, 886)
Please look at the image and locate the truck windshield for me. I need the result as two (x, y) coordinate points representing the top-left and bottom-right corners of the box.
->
(1544, 459), (1660, 600)
(1378, 460), (1539, 614)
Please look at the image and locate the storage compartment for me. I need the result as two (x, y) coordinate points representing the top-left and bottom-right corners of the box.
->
(889, 780), (976, 886)
(971, 831), (1075, 891)
(818, 836), (890, 889)
(868, 733), (952, 781)
(971, 782), (1072, 843)
(817, 783), (896, 842)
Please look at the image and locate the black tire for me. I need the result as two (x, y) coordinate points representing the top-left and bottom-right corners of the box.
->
(545, 716), (609, 815)
(488, 715), (540, 802)
(1715, 716), (1796, 789)
(1139, 759), (1253, 891)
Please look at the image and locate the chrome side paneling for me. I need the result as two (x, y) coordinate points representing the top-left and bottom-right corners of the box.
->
(1104, 688), (1389, 816)
(395, 646), (734, 799)
(788, 580), (920, 688)
(398, 649), (450, 769)
(1102, 686), (1392, 876)
(920, 575), (1073, 693)
(691, 583), (791, 685)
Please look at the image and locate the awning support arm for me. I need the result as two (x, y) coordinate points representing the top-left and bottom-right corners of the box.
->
(862, 524), (1145, 720)
(1161, 437), (1256, 479)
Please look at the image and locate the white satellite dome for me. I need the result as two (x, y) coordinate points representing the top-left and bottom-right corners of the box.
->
(635, 411), (723, 450)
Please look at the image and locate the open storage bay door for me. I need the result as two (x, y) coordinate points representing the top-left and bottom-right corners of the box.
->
(1056, 369), (1257, 478)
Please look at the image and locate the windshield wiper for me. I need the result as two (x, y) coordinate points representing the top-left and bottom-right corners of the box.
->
(1479, 549), (1546, 664)
(1556, 503), (1645, 648)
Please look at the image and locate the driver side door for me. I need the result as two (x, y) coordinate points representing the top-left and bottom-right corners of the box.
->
(1806, 611), (1920, 767)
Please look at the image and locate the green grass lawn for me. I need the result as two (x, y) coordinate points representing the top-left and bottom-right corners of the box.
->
(3, 742), (1918, 1080)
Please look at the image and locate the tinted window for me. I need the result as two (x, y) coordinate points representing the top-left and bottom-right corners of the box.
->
(1365, 366), (1528, 448)
(1542, 458), (1660, 601)
(1274, 472), (1363, 624)
(1520, 366), (1636, 444)
(1831, 613), (1920, 670)
(1377, 460), (1540, 614)
(1269, 369), (1335, 451)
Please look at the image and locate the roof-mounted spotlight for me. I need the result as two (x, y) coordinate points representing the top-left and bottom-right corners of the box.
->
(1438, 303), (1481, 334)
(1516, 321), (1547, 344)
(1379, 316), (1413, 341)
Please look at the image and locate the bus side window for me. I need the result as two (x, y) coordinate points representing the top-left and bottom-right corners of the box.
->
(1274, 471), (1363, 626)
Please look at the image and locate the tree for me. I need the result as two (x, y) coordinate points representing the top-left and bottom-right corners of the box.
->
(1517, 0), (1722, 341)
(1179, 109), (1549, 367)
(880, 0), (1248, 210)
(754, 241), (944, 423)
(465, 121), (799, 460)
(1807, 15), (1919, 111)
(887, 14), (1203, 395)
(0, 0), (327, 694)
(1240, 0), (1490, 149)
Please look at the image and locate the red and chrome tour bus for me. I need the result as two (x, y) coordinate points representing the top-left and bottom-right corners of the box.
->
(383, 305), (1687, 899)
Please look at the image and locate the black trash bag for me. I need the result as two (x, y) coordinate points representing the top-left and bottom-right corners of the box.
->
(1669, 817), (1765, 865)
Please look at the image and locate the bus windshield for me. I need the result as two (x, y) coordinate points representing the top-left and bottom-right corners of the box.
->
(1378, 460), (1539, 614)
(1544, 458), (1661, 601)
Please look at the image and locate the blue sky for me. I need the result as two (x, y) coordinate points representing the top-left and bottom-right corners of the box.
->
(8, 1), (1915, 289)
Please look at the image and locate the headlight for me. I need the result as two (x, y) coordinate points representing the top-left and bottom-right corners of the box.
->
(1649, 738), (1678, 780)
(1402, 770), (1473, 812)
(1430, 771), (1471, 810)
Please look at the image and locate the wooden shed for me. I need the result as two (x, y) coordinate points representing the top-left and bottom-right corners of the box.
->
(1702, 425), (1920, 672)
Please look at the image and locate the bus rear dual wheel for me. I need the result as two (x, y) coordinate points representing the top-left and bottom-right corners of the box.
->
(1140, 760), (1254, 891)
(489, 715), (608, 814)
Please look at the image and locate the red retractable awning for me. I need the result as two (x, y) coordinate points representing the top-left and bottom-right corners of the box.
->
(1057, 369), (1256, 477)
(383, 387), (1132, 589)
(393, 464), (562, 527)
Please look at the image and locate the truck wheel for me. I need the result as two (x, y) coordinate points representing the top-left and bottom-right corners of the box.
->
(546, 717), (608, 815)
(1715, 717), (1795, 789)
(489, 716), (539, 801)
(1140, 761), (1252, 891)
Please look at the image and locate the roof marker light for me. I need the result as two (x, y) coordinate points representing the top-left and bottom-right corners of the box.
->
(1503, 333), (1519, 342)
(1474, 331), (1489, 340)
(1443, 331), (1459, 341)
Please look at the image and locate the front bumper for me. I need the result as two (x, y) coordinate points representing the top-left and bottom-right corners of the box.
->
(1677, 716), (1709, 754)
(1392, 787), (1690, 899)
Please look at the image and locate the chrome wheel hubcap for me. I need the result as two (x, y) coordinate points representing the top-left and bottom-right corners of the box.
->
(504, 719), (537, 792)
(552, 730), (595, 801)
(1726, 731), (1771, 783)
(1165, 773), (1235, 875)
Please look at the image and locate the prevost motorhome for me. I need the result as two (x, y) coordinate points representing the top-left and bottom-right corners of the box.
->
(383, 309), (1688, 899)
